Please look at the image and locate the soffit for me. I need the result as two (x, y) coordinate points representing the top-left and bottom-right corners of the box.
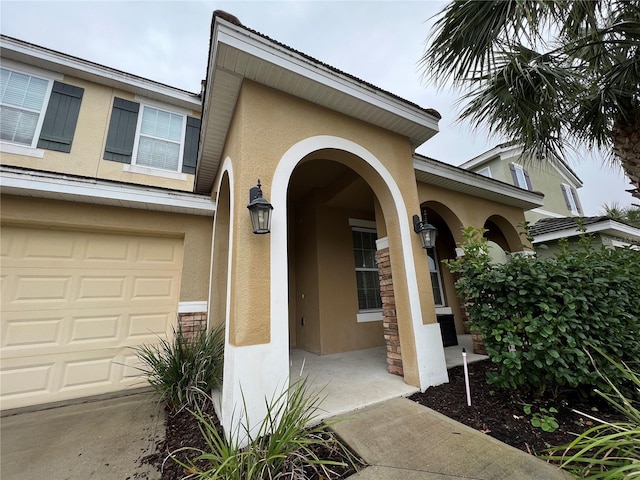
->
(414, 156), (544, 210)
(196, 20), (440, 194)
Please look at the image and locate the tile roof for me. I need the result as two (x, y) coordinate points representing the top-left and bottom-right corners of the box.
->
(530, 216), (611, 236)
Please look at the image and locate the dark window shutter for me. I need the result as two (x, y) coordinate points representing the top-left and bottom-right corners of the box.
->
(182, 116), (200, 174)
(509, 163), (518, 185)
(523, 169), (533, 190)
(37, 81), (84, 153)
(571, 187), (582, 214)
(103, 98), (139, 163)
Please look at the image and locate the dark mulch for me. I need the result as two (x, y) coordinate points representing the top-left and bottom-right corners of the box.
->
(139, 359), (627, 478)
(140, 400), (362, 479)
(409, 359), (627, 457)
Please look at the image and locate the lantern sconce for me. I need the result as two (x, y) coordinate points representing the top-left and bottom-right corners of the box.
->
(247, 179), (274, 234)
(413, 213), (438, 249)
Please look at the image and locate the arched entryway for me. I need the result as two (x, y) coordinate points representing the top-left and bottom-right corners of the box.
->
(219, 136), (448, 440)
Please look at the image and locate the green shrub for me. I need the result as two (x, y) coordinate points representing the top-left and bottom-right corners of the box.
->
(172, 378), (360, 479)
(546, 350), (640, 478)
(446, 227), (640, 399)
(133, 323), (225, 410)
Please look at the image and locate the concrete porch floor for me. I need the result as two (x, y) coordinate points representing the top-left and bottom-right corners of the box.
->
(290, 334), (488, 420)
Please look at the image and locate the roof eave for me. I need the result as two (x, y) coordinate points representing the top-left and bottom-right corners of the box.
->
(195, 19), (440, 194)
(0, 35), (201, 112)
(413, 155), (544, 210)
(532, 219), (640, 243)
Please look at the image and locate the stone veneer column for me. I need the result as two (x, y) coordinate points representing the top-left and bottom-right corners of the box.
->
(177, 312), (207, 341)
(375, 239), (403, 377)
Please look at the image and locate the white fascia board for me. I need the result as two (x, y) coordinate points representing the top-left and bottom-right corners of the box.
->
(552, 158), (583, 188)
(1, 36), (201, 110)
(413, 157), (544, 208)
(533, 220), (640, 244)
(215, 26), (440, 133)
(0, 169), (216, 215)
(459, 144), (523, 170)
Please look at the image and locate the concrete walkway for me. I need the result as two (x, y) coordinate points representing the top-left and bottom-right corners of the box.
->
(1, 392), (164, 480)
(333, 397), (572, 479)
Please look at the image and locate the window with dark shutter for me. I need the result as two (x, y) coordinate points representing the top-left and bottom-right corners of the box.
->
(103, 98), (139, 163)
(182, 116), (200, 174)
(36, 81), (84, 153)
(509, 163), (532, 190)
(570, 187), (582, 214)
(562, 184), (581, 214)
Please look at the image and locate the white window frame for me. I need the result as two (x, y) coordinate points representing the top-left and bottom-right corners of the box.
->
(512, 163), (528, 189)
(476, 166), (492, 178)
(562, 183), (580, 215)
(0, 61), (60, 153)
(349, 219), (383, 323)
(130, 98), (188, 175)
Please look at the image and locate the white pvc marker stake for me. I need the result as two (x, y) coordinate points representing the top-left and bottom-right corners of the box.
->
(462, 348), (471, 406)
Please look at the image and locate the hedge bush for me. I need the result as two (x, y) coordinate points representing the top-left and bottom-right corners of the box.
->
(446, 227), (640, 399)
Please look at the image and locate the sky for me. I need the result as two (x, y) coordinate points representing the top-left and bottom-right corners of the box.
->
(1, 0), (636, 214)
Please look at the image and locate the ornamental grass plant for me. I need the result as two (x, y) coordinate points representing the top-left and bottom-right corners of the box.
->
(172, 378), (359, 480)
(546, 351), (640, 478)
(133, 322), (225, 411)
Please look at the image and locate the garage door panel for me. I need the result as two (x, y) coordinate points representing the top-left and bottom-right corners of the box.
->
(0, 349), (150, 410)
(2, 308), (175, 359)
(1, 226), (183, 410)
(1, 362), (55, 398)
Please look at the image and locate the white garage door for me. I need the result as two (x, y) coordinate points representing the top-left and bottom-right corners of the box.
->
(1, 226), (183, 410)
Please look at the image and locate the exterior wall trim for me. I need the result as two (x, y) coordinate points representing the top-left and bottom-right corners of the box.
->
(0, 166), (215, 216)
(178, 301), (208, 313)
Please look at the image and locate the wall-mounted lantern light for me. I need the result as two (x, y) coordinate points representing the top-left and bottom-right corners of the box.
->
(413, 213), (438, 249)
(247, 179), (273, 234)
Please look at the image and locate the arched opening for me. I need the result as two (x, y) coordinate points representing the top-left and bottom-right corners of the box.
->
(210, 169), (231, 334)
(420, 203), (466, 335)
(287, 158), (383, 356)
(483, 215), (522, 252)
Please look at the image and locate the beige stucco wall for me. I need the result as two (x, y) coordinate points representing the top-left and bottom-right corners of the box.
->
(1, 68), (198, 192)
(292, 191), (384, 354)
(477, 156), (581, 220)
(417, 183), (527, 250)
(216, 80), (437, 386)
(1, 195), (213, 303)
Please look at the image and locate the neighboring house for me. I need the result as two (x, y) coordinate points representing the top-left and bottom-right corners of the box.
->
(459, 142), (584, 223)
(0, 15), (544, 436)
(530, 216), (640, 257)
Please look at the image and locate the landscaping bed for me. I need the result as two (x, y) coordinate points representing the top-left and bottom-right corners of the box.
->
(141, 400), (362, 479)
(409, 359), (628, 457)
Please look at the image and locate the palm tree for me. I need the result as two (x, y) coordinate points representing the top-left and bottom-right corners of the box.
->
(602, 202), (640, 227)
(422, 1), (640, 199)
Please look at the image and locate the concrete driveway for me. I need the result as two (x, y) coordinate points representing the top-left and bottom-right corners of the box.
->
(1, 392), (164, 480)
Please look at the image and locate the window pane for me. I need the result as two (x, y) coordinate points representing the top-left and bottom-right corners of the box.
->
(0, 69), (48, 147)
(431, 272), (443, 305)
(137, 136), (180, 171)
(514, 166), (527, 189)
(0, 105), (38, 145)
(140, 106), (183, 142)
(352, 229), (381, 311)
(0, 69), (47, 111)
